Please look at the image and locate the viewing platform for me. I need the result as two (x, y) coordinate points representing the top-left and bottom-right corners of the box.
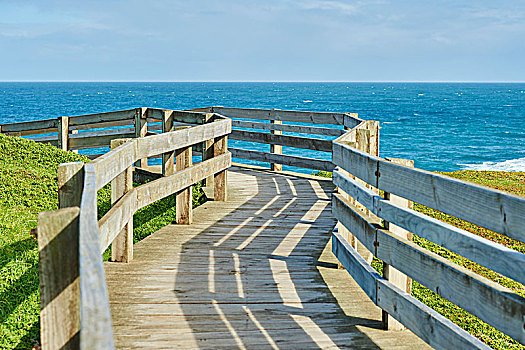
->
(2, 107), (524, 349)
(105, 165), (427, 349)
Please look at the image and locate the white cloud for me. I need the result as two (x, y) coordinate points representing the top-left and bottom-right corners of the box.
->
(298, 0), (359, 15)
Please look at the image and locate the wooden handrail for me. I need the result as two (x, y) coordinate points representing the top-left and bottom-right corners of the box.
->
(36, 110), (231, 349)
(18, 106), (525, 348)
(331, 120), (525, 348)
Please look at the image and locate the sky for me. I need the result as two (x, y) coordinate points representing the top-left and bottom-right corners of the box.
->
(0, 0), (524, 82)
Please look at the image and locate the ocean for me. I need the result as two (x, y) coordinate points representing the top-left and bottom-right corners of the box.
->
(0, 82), (524, 172)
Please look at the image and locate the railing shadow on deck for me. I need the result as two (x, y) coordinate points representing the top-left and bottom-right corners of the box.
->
(108, 166), (392, 348)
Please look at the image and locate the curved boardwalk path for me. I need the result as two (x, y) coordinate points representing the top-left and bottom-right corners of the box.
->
(105, 165), (429, 349)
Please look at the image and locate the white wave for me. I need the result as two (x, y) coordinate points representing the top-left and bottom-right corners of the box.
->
(418, 93), (424, 96)
(302, 100), (313, 103)
(459, 157), (525, 171)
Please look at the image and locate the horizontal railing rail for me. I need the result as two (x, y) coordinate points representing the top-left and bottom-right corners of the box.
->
(196, 106), (363, 172)
(332, 120), (525, 349)
(0, 106), (360, 172)
(37, 110), (231, 349)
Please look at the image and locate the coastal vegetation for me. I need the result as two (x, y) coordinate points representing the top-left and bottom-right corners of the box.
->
(0, 135), (205, 349)
(1, 131), (524, 349)
(315, 169), (525, 349)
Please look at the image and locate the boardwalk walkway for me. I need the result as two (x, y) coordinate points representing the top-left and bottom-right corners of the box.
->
(105, 165), (428, 349)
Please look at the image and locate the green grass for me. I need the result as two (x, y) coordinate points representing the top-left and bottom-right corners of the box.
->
(0, 134), (206, 349)
(313, 169), (525, 349)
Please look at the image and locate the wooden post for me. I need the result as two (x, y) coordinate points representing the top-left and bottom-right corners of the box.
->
(58, 162), (84, 208)
(162, 110), (174, 176)
(270, 120), (282, 171)
(214, 135), (228, 201)
(382, 157), (414, 331)
(354, 127), (374, 264)
(71, 129), (79, 153)
(110, 138), (134, 262)
(202, 113), (215, 187)
(39, 207), (80, 350)
(58, 116), (69, 151)
(134, 107), (148, 167)
(176, 145), (193, 224)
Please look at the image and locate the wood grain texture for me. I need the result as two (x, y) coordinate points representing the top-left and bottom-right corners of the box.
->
(162, 110), (175, 176)
(135, 108), (148, 167)
(110, 139), (134, 262)
(0, 117), (58, 132)
(135, 153), (231, 210)
(332, 223), (489, 349)
(214, 136), (228, 201)
(58, 116), (69, 151)
(231, 119), (345, 136)
(332, 230), (380, 303)
(212, 106), (361, 127)
(38, 207), (80, 350)
(333, 165), (525, 286)
(105, 166), (428, 349)
(376, 279), (490, 350)
(176, 145), (193, 224)
(270, 120), (282, 171)
(333, 139), (525, 243)
(333, 190), (525, 343)
(230, 147), (335, 172)
(58, 162), (84, 208)
(375, 229), (525, 343)
(78, 164), (115, 350)
(230, 129), (333, 152)
(69, 109), (135, 126)
(136, 118), (231, 160)
(382, 157), (413, 331)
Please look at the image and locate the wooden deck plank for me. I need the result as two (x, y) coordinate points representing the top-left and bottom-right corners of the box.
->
(105, 165), (429, 349)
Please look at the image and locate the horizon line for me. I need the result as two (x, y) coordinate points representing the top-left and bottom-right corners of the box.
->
(1, 80), (525, 83)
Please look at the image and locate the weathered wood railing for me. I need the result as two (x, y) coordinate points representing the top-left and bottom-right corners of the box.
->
(0, 108), (208, 159)
(191, 106), (362, 172)
(0, 106), (361, 173)
(6, 106), (524, 349)
(332, 120), (525, 348)
(37, 110), (231, 349)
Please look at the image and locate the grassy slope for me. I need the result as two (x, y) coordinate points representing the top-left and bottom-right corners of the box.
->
(315, 169), (525, 349)
(0, 135), (205, 349)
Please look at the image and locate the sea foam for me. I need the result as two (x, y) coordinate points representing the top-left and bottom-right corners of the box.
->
(459, 157), (525, 172)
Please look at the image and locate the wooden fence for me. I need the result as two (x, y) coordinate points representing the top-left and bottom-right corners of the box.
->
(3, 106), (525, 349)
(190, 106), (362, 172)
(36, 110), (231, 349)
(332, 120), (525, 349)
(0, 106), (360, 173)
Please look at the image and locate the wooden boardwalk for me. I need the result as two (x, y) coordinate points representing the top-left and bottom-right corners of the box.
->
(105, 165), (428, 349)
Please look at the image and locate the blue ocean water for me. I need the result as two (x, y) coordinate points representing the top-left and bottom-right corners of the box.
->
(0, 82), (524, 172)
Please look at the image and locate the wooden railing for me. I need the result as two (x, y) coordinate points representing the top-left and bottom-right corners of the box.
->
(0, 108), (211, 160)
(190, 106), (362, 172)
(36, 110), (231, 349)
(5, 106), (524, 348)
(0, 106), (362, 172)
(332, 120), (525, 349)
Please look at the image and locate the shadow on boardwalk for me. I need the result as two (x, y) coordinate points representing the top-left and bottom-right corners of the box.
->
(105, 166), (428, 349)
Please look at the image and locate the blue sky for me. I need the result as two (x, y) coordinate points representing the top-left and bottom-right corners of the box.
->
(0, 0), (524, 82)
